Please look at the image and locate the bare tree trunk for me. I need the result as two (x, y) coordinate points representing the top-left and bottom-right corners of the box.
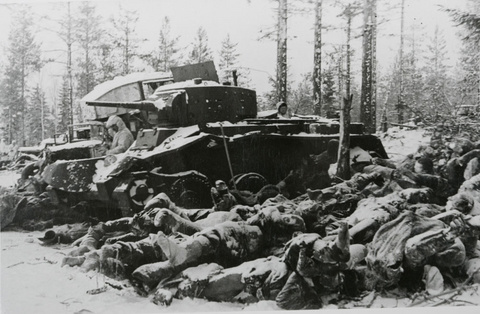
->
(67, 1), (74, 126)
(337, 95), (353, 180)
(337, 46), (344, 101)
(360, 0), (377, 134)
(124, 23), (130, 75)
(345, 5), (352, 98)
(276, 0), (288, 102)
(41, 90), (45, 140)
(8, 107), (12, 144)
(397, 0), (405, 124)
(313, 0), (323, 115)
(21, 59), (25, 146)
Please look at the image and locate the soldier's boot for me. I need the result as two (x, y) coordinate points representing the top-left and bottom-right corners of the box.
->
(132, 260), (175, 289)
(81, 251), (101, 272)
(152, 288), (173, 306)
(68, 245), (93, 257)
(61, 255), (86, 267)
(101, 257), (126, 280)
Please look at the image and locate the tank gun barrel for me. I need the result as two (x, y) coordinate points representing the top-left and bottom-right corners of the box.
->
(86, 101), (157, 112)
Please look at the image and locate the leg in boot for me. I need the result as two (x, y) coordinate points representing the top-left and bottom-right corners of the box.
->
(61, 255), (86, 267)
(81, 251), (101, 272)
(155, 232), (213, 268)
(101, 257), (127, 280)
(132, 261), (175, 289)
(68, 245), (92, 257)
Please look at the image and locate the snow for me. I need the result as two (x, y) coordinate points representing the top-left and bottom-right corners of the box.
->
(47, 139), (103, 152)
(0, 171), (20, 189)
(80, 72), (171, 103)
(150, 80), (220, 95)
(378, 127), (431, 162)
(1, 231), (479, 313)
(0, 232), (277, 313)
(2, 128), (480, 313)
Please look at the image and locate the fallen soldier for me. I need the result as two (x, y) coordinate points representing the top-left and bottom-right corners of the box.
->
(151, 222), (364, 309)
(366, 209), (480, 291)
(38, 222), (91, 245)
(154, 255), (289, 304)
(62, 220), (263, 290)
(275, 222), (367, 310)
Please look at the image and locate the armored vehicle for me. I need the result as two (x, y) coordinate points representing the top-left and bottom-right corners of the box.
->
(41, 62), (387, 217)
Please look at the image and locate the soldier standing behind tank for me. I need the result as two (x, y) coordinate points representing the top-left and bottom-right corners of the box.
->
(276, 101), (291, 119)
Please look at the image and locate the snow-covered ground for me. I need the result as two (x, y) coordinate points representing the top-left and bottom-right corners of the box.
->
(1, 231), (479, 314)
(0, 231), (281, 313)
(0, 170), (20, 189)
(377, 127), (431, 163)
(1, 128), (479, 314)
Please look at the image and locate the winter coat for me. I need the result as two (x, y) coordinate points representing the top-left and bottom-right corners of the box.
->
(106, 116), (134, 155)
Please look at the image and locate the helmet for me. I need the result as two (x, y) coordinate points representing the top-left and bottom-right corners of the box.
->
(215, 180), (228, 190)
(276, 101), (287, 111)
(106, 115), (122, 129)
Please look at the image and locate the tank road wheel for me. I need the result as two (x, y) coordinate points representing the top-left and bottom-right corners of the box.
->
(230, 173), (268, 194)
(128, 178), (155, 211)
(169, 173), (211, 209)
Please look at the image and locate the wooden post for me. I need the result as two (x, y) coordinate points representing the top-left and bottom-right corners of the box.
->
(336, 95), (353, 180)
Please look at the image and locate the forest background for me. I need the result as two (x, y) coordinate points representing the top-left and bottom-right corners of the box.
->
(0, 0), (478, 147)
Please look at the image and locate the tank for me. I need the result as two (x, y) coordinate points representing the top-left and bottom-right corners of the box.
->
(41, 62), (388, 218)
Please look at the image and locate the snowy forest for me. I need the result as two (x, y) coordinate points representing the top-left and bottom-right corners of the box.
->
(0, 0), (479, 147)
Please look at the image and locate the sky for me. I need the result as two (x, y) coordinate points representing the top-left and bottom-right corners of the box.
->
(0, 0), (470, 108)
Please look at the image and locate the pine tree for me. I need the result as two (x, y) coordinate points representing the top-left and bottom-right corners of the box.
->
(0, 5), (41, 145)
(98, 42), (118, 82)
(218, 34), (240, 84)
(75, 1), (102, 98)
(111, 4), (142, 75)
(57, 75), (72, 134)
(447, 1), (480, 111)
(421, 26), (450, 124)
(444, 5), (480, 45)
(25, 85), (46, 146)
(402, 25), (426, 121)
(142, 17), (182, 72)
(188, 27), (213, 64)
(289, 73), (314, 115)
(51, 1), (76, 126)
(322, 68), (337, 118)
